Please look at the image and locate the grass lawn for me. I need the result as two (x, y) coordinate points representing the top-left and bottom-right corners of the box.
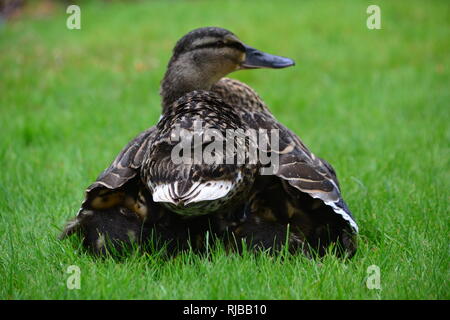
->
(0, 0), (448, 299)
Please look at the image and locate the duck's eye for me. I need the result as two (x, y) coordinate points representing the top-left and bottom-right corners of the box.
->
(226, 41), (246, 52)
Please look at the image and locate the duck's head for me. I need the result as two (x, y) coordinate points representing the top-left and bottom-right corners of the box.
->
(161, 27), (295, 109)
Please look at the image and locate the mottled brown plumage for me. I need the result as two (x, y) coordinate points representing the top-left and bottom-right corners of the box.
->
(60, 27), (357, 257)
(212, 78), (358, 256)
(142, 90), (258, 216)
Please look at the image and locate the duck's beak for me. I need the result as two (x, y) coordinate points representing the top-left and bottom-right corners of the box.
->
(241, 44), (295, 69)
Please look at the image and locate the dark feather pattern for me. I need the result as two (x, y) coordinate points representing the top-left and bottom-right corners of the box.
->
(211, 78), (358, 256)
(61, 27), (357, 257)
(61, 77), (357, 257)
(142, 90), (258, 216)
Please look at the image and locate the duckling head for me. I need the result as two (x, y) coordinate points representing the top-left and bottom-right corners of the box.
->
(160, 27), (294, 110)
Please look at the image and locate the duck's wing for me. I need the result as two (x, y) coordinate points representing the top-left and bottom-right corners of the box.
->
(213, 77), (357, 229)
(60, 127), (160, 242)
(211, 78), (357, 255)
(84, 127), (156, 201)
(271, 120), (358, 228)
(251, 115), (358, 256)
(273, 122), (358, 232)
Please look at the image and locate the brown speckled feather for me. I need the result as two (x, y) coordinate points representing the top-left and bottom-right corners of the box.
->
(142, 90), (258, 216)
(61, 77), (357, 257)
(61, 26), (357, 257)
(213, 78), (356, 223)
(212, 78), (358, 256)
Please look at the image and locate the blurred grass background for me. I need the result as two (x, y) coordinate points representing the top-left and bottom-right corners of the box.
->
(0, 0), (448, 299)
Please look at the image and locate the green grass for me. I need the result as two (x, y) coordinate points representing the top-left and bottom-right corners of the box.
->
(0, 0), (448, 299)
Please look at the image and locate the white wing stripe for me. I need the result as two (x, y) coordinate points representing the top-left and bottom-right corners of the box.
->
(151, 180), (234, 206)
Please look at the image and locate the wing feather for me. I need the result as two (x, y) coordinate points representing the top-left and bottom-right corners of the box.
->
(60, 127), (157, 239)
(273, 123), (358, 233)
(212, 78), (358, 233)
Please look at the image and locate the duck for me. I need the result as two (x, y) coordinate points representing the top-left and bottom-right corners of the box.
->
(60, 27), (358, 257)
(142, 27), (296, 217)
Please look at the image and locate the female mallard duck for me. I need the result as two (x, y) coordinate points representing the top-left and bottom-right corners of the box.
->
(61, 27), (358, 257)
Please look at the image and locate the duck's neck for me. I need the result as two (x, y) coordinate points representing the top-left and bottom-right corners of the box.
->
(160, 59), (222, 113)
